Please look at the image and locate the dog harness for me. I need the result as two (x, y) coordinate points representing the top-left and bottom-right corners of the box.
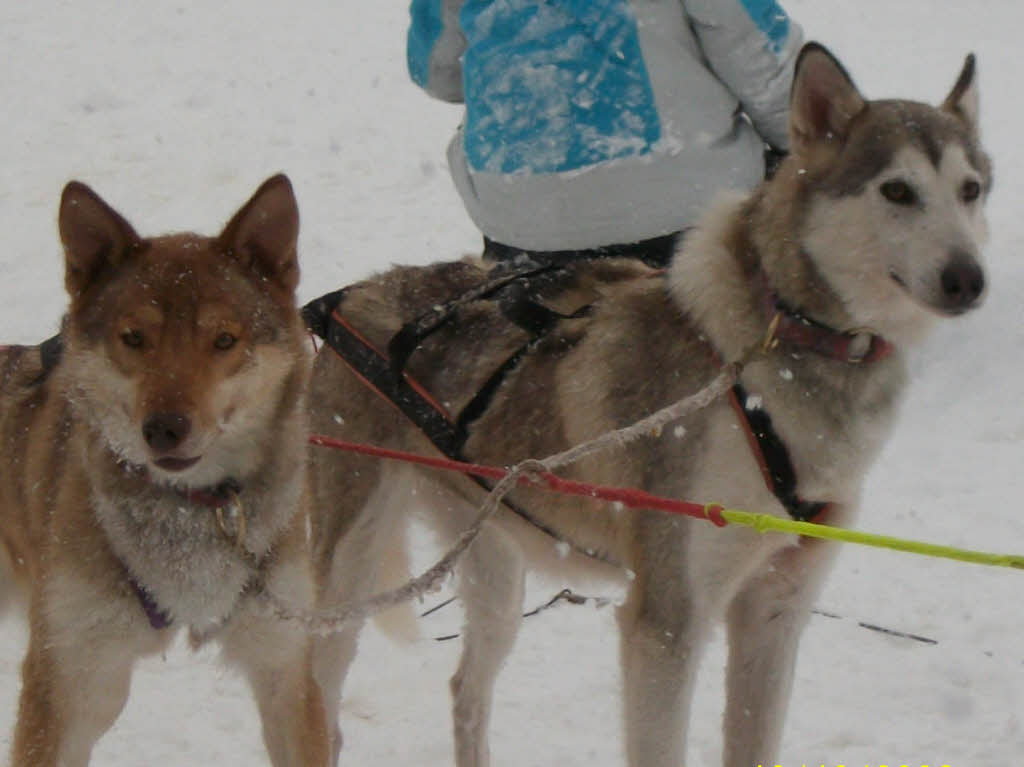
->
(727, 383), (827, 523)
(303, 261), (596, 550)
(303, 258), (893, 530)
(725, 270), (894, 522)
(303, 260), (593, 464)
(128, 577), (172, 630)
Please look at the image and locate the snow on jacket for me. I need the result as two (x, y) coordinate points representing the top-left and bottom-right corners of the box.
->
(409, 0), (803, 251)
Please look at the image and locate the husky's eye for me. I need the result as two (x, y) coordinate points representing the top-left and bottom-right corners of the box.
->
(213, 332), (237, 351)
(880, 180), (917, 206)
(961, 179), (981, 203)
(121, 329), (144, 349)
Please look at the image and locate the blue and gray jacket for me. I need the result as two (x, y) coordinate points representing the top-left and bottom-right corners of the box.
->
(409, 0), (803, 251)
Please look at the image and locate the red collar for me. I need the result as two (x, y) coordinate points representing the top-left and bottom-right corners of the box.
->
(755, 271), (894, 364)
(178, 478), (242, 509)
(120, 459), (241, 509)
(118, 460), (246, 545)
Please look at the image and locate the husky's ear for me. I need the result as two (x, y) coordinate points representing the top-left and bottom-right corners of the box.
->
(942, 53), (979, 135)
(789, 43), (866, 155)
(59, 182), (140, 299)
(219, 174), (300, 301)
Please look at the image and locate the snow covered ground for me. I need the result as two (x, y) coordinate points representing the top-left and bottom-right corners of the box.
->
(0, 1), (1022, 765)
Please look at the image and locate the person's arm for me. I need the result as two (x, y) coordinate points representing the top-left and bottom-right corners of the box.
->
(681, 0), (804, 149)
(408, 0), (467, 103)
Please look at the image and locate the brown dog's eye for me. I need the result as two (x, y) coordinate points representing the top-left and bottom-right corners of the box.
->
(121, 329), (144, 349)
(880, 180), (917, 206)
(213, 332), (237, 351)
(961, 179), (981, 203)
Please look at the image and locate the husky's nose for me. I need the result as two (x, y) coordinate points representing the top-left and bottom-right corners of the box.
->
(940, 256), (985, 311)
(142, 412), (191, 452)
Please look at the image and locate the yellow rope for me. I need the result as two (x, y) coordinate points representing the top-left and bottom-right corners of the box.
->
(717, 507), (1024, 570)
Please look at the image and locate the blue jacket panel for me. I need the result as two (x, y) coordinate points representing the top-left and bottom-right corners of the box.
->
(459, 0), (660, 174)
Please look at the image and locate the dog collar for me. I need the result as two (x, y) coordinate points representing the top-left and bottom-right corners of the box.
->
(128, 576), (173, 630)
(176, 477), (242, 509)
(755, 271), (893, 364)
(119, 460), (242, 510)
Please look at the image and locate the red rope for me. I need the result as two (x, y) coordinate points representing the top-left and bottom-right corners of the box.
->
(308, 434), (719, 524)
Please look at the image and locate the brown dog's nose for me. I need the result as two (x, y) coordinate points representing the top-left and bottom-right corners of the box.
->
(142, 413), (191, 452)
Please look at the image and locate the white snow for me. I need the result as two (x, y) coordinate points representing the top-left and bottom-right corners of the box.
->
(1, 1), (1022, 765)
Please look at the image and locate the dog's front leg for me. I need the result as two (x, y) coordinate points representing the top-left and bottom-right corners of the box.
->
(12, 578), (155, 767)
(310, 456), (404, 767)
(221, 533), (330, 767)
(226, 625), (330, 767)
(617, 515), (708, 767)
(722, 537), (838, 767)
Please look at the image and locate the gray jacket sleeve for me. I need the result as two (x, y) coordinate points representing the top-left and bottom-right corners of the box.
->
(409, 0), (467, 103)
(681, 0), (803, 149)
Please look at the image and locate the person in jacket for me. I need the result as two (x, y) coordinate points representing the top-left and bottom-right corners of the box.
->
(408, 0), (803, 264)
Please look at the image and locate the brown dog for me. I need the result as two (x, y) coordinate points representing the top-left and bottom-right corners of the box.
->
(0, 175), (328, 766)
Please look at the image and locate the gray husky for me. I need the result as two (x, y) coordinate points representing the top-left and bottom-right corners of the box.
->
(308, 44), (989, 766)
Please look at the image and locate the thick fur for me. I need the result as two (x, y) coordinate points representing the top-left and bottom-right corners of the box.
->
(0, 176), (329, 766)
(309, 45), (990, 767)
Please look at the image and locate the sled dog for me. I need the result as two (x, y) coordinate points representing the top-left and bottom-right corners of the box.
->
(0, 175), (328, 765)
(308, 44), (989, 766)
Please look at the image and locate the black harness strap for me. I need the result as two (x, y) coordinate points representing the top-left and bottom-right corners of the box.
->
(729, 383), (829, 522)
(451, 290), (590, 456)
(38, 333), (63, 380)
(320, 302), (468, 459)
(301, 288), (349, 340)
(386, 261), (565, 376)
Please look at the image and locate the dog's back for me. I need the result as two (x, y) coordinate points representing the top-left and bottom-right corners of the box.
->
(0, 343), (65, 607)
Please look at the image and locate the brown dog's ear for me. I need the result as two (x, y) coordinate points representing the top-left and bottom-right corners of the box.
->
(219, 174), (300, 301)
(789, 43), (866, 156)
(942, 53), (979, 136)
(59, 181), (140, 299)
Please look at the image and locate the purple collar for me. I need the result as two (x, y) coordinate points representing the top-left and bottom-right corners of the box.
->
(128, 576), (173, 630)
